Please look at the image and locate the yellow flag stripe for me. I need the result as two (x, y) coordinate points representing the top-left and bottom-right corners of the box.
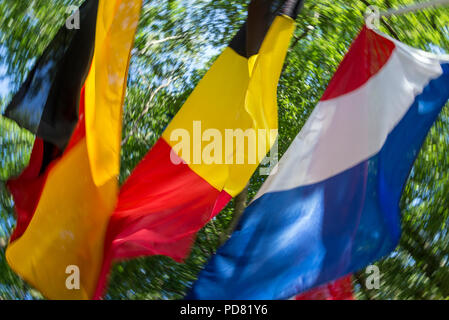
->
(85, 0), (142, 187)
(6, 139), (117, 299)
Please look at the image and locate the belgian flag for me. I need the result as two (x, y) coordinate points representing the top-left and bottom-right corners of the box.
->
(94, 0), (304, 298)
(4, 0), (142, 299)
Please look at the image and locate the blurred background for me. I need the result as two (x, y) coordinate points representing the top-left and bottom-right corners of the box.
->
(1, 0), (449, 300)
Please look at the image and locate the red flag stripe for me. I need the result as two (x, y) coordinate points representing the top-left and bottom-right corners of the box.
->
(321, 26), (395, 101)
(94, 138), (232, 298)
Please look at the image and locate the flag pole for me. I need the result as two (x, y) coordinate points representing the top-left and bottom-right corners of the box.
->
(379, 0), (449, 18)
(365, 0), (449, 30)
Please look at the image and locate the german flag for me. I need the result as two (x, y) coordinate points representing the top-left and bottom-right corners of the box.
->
(94, 0), (303, 298)
(4, 0), (142, 299)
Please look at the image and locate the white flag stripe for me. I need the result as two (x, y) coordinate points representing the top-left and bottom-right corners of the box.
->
(254, 42), (444, 201)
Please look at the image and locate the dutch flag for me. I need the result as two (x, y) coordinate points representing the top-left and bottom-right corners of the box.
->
(189, 26), (449, 300)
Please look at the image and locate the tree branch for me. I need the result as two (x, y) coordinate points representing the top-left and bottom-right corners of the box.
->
(400, 222), (449, 296)
(121, 77), (179, 146)
(138, 35), (185, 56)
(290, 3), (319, 49)
(219, 185), (249, 246)
(290, 27), (312, 49)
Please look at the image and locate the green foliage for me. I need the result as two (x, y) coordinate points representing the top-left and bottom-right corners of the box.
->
(1, 0), (449, 300)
